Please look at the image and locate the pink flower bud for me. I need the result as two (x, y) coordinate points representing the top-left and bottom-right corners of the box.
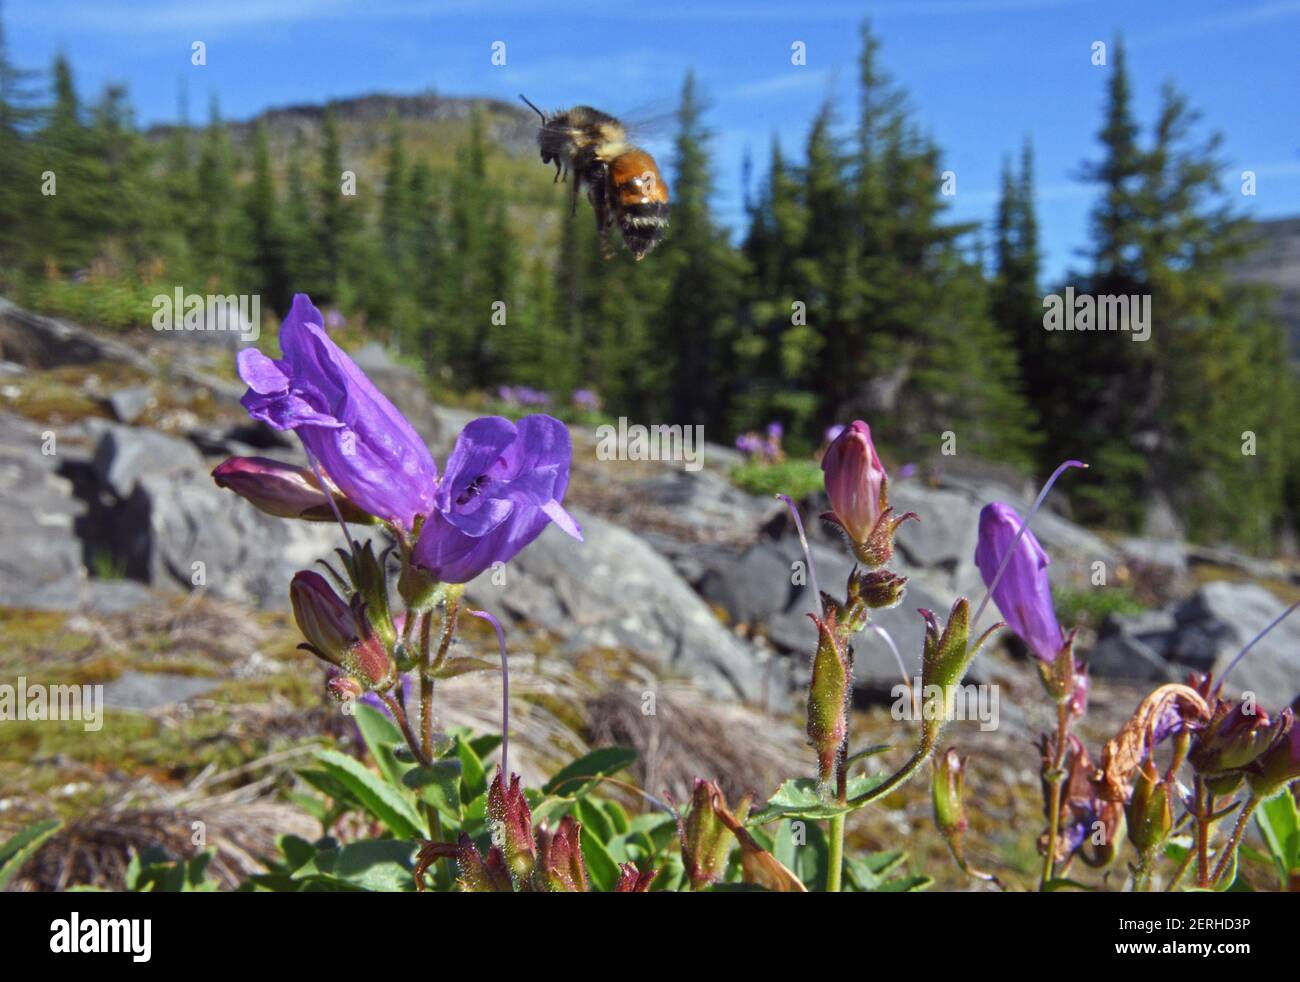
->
(212, 456), (375, 524)
(290, 570), (355, 666)
(821, 420), (886, 543)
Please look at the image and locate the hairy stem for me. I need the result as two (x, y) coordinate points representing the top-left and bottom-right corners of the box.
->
(1211, 795), (1259, 888)
(1039, 702), (1071, 891)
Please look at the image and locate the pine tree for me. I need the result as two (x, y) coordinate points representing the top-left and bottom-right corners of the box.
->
(243, 119), (292, 315)
(0, 0), (38, 270)
(650, 72), (746, 428)
(192, 98), (244, 287)
(315, 106), (361, 303)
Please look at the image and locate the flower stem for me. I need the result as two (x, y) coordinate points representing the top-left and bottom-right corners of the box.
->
(1039, 703), (1071, 891)
(849, 742), (933, 806)
(1210, 795), (1259, 888)
(827, 813), (846, 893)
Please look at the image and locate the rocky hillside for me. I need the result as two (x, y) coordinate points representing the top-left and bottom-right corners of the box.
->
(3, 297), (1298, 888)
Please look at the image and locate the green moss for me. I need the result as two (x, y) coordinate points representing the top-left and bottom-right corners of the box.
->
(730, 458), (824, 500)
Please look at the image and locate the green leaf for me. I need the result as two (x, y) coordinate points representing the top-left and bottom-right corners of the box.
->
(402, 760), (463, 822)
(353, 703), (410, 787)
(456, 735), (488, 804)
(1256, 790), (1300, 887)
(277, 835), (318, 873)
(748, 774), (888, 824)
(468, 734), (504, 760)
(293, 839), (418, 892)
(431, 657), (497, 679)
(542, 746), (637, 797)
(0, 819), (61, 889)
(314, 749), (426, 840)
(579, 821), (620, 892)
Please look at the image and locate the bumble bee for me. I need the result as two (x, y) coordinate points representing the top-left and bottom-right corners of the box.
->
(520, 95), (669, 261)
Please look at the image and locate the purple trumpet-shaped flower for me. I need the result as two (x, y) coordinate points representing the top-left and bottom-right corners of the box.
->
(974, 502), (1064, 663)
(236, 294), (439, 530)
(413, 414), (582, 584)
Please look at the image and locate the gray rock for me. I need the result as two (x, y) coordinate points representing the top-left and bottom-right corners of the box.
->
(0, 297), (152, 371)
(1087, 610), (1180, 681)
(466, 508), (772, 702)
(101, 671), (221, 710)
(1119, 537), (1190, 575)
(116, 468), (375, 608)
(0, 413), (87, 606)
(106, 386), (155, 424)
(1173, 581), (1300, 696)
(91, 423), (206, 499)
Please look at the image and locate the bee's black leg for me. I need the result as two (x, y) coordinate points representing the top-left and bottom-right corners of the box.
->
(553, 160), (562, 183)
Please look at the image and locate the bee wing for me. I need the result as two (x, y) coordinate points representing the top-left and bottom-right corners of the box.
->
(615, 100), (679, 141)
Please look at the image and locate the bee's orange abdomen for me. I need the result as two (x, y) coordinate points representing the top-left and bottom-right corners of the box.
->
(611, 150), (669, 207)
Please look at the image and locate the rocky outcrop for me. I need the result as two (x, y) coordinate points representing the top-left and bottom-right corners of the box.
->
(466, 509), (784, 703)
(0, 298), (151, 372)
(1089, 581), (1300, 697)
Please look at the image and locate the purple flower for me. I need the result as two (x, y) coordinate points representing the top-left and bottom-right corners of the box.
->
(824, 423), (845, 445)
(974, 502), (1063, 662)
(413, 414), (582, 583)
(735, 433), (764, 457)
(237, 294), (439, 530)
(766, 421), (784, 442)
(571, 389), (601, 411)
(822, 420), (886, 543)
(212, 455), (376, 524)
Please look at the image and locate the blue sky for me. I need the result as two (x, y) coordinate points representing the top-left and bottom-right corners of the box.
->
(8, 0), (1299, 280)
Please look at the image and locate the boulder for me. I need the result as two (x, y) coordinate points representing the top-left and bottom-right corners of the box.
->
(466, 508), (774, 702)
(1087, 610), (1180, 681)
(91, 422), (205, 499)
(0, 297), (152, 371)
(1173, 581), (1300, 697)
(0, 412), (87, 607)
(106, 386), (155, 424)
(1084, 581), (1300, 698)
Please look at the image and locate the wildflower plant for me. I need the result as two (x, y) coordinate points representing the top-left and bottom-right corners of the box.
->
(101, 297), (1291, 894)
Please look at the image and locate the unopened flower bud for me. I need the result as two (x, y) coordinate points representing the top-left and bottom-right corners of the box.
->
(677, 778), (735, 890)
(1126, 760), (1172, 856)
(488, 772), (536, 884)
(974, 502), (1064, 663)
(1188, 698), (1276, 778)
(535, 815), (588, 892)
(822, 420), (885, 544)
(291, 570), (355, 665)
(919, 598), (1001, 750)
(1247, 706), (1300, 798)
(212, 456), (375, 524)
(806, 612), (851, 792)
(614, 863), (658, 892)
(326, 674), (364, 703)
(932, 748), (968, 842)
(455, 834), (513, 892)
(848, 567), (908, 613)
